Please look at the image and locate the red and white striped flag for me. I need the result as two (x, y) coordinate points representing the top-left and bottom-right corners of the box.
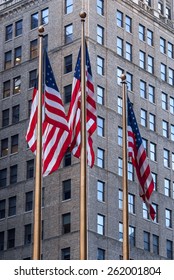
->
(26, 53), (70, 177)
(127, 97), (155, 220)
(68, 43), (96, 167)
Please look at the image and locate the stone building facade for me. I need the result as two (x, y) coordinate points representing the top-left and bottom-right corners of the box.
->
(0, 0), (174, 260)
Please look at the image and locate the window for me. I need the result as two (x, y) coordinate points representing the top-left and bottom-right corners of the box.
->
(97, 214), (105, 235)
(97, 180), (105, 202)
(15, 20), (22, 36)
(29, 69), (37, 88)
(160, 37), (166, 54)
(168, 42), (173, 58)
(140, 80), (146, 98)
(170, 97), (174, 114)
(164, 178), (170, 197)
(126, 72), (133, 91)
(149, 113), (155, 131)
(150, 142), (156, 161)
(97, 248), (105, 260)
(5, 24), (13, 41)
(129, 226), (135, 247)
(118, 190), (123, 209)
(97, 86), (104, 105)
(125, 42), (132, 61)
(97, 148), (104, 168)
(64, 54), (72, 73)
(140, 109), (147, 127)
(169, 68), (174, 86)
(10, 165), (17, 184)
(147, 55), (154, 74)
(128, 193), (135, 214)
(65, 0), (73, 14)
(61, 247), (70, 260)
(97, 116), (104, 137)
(152, 203), (158, 223)
(172, 153), (174, 171)
(30, 39), (38, 59)
(12, 105), (20, 124)
(117, 10), (123, 28)
(64, 84), (72, 104)
(27, 159), (34, 179)
(1, 138), (8, 157)
(25, 191), (33, 212)
(62, 213), (71, 234)
(4, 51), (12, 70)
(161, 63), (167, 81)
(165, 209), (172, 228)
(3, 80), (10, 98)
(148, 85), (155, 103)
(13, 76), (21, 95)
(147, 29), (153, 46)
(143, 202), (149, 220)
(119, 222), (123, 241)
(162, 120), (168, 138)
(0, 200), (5, 219)
(166, 240), (173, 259)
(164, 149), (170, 168)
(7, 228), (15, 249)
(1, 115), (8, 133)
(139, 51), (145, 69)
(125, 15), (132, 33)
(41, 8), (49, 25)
(144, 231), (150, 251)
(162, 92), (167, 110)
(153, 234), (159, 255)
(64, 151), (71, 166)
(158, 2), (163, 14)
(117, 37), (123, 56)
(117, 96), (123, 115)
(97, 0), (104, 15)
(0, 169), (7, 188)
(139, 24), (145, 41)
(166, 7), (171, 19)
(117, 67), (124, 86)
(128, 162), (134, 181)
(97, 56), (104, 75)
(8, 196), (16, 217)
(171, 125), (174, 141)
(118, 126), (122, 146)
(14, 46), (22, 65)
(118, 157), (123, 176)
(97, 25), (104, 45)
(65, 24), (73, 44)
(11, 135), (18, 154)
(0, 232), (4, 251)
(142, 138), (148, 154)
(24, 224), (32, 245)
(62, 179), (71, 200)
(31, 12), (38, 29)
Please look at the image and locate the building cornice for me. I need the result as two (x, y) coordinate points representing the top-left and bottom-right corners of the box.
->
(0, 0), (50, 20)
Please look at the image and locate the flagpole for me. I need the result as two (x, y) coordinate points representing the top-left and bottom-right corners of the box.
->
(32, 26), (44, 260)
(121, 74), (129, 260)
(79, 11), (87, 260)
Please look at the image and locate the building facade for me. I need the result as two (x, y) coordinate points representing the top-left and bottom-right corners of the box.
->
(0, 0), (174, 260)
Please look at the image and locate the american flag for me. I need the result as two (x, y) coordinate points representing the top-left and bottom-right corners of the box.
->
(26, 53), (70, 177)
(68, 43), (96, 167)
(127, 97), (156, 220)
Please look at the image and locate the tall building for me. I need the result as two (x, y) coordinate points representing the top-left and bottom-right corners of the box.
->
(0, 0), (174, 260)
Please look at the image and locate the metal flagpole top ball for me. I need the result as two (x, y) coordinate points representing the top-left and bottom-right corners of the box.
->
(121, 73), (126, 82)
(38, 25), (45, 34)
(80, 11), (87, 19)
